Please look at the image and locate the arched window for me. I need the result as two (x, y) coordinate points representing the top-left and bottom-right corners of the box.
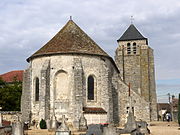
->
(127, 43), (131, 54)
(35, 78), (39, 101)
(87, 75), (95, 100)
(133, 42), (136, 54)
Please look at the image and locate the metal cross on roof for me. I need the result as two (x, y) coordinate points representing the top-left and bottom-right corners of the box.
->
(70, 16), (72, 20)
(130, 16), (134, 24)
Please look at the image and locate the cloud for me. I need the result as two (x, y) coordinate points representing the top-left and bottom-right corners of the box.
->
(0, 0), (180, 83)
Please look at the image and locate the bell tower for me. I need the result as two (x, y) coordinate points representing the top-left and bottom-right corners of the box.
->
(115, 24), (157, 121)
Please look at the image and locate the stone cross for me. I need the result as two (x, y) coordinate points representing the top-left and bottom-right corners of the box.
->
(128, 83), (133, 113)
(130, 16), (134, 24)
(128, 83), (131, 97)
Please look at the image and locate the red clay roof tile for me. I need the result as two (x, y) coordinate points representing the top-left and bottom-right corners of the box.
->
(83, 107), (107, 114)
(0, 70), (23, 83)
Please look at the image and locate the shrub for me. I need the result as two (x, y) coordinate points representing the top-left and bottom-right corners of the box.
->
(39, 119), (47, 129)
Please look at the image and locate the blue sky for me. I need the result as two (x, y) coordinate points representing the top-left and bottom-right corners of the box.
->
(0, 0), (180, 102)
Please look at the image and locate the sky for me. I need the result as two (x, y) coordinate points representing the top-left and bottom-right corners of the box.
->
(0, 0), (180, 102)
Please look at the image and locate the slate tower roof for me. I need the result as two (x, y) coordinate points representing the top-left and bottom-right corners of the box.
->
(117, 24), (147, 41)
(27, 20), (109, 62)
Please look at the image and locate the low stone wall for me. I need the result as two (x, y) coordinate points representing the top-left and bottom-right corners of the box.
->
(0, 111), (21, 123)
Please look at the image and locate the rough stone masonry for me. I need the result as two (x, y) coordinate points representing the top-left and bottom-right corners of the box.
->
(21, 19), (157, 130)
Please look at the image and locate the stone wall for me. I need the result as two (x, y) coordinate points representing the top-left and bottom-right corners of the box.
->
(39, 60), (50, 120)
(115, 39), (157, 121)
(148, 48), (157, 121)
(117, 79), (150, 126)
(21, 68), (31, 123)
(115, 39), (147, 94)
(0, 111), (20, 123)
(72, 58), (83, 129)
(27, 54), (118, 128)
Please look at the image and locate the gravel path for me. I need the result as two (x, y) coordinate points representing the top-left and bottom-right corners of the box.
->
(149, 121), (180, 135)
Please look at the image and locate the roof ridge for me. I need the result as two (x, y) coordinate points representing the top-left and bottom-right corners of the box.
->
(0, 70), (23, 76)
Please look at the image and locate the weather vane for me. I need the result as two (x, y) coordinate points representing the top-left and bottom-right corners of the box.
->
(130, 16), (134, 24)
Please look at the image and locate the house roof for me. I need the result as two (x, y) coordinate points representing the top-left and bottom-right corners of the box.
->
(27, 20), (109, 62)
(172, 98), (178, 108)
(0, 70), (23, 83)
(117, 24), (147, 41)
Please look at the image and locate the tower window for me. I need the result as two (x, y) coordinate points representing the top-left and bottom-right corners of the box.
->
(127, 43), (131, 54)
(133, 42), (136, 54)
(87, 75), (95, 100)
(35, 77), (39, 101)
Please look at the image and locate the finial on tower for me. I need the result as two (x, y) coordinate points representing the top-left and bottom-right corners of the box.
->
(130, 16), (134, 24)
(70, 16), (72, 20)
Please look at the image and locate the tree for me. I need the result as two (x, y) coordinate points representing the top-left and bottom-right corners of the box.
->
(178, 93), (180, 126)
(0, 78), (22, 111)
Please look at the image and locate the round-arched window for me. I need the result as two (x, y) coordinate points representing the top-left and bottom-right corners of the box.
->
(35, 77), (39, 101)
(127, 43), (131, 54)
(87, 75), (95, 100)
(133, 42), (137, 54)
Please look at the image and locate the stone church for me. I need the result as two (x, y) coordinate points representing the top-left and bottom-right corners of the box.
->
(21, 19), (157, 129)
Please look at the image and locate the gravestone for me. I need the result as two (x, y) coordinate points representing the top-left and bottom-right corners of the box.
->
(12, 121), (24, 135)
(46, 119), (51, 130)
(86, 124), (103, 135)
(0, 113), (2, 127)
(55, 115), (71, 135)
(79, 113), (87, 131)
(124, 112), (137, 132)
(117, 111), (137, 135)
(103, 124), (118, 135)
(0, 107), (2, 127)
(136, 121), (150, 134)
(51, 114), (58, 130)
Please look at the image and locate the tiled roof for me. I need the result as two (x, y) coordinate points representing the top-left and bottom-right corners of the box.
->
(83, 107), (107, 114)
(0, 70), (23, 83)
(27, 20), (109, 62)
(117, 24), (147, 41)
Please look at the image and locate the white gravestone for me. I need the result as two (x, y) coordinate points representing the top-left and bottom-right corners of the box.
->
(55, 115), (71, 135)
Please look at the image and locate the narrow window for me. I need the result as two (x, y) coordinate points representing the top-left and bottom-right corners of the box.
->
(87, 76), (94, 100)
(126, 107), (129, 113)
(133, 42), (136, 54)
(127, 43), (131, 54)
(35, 78), (39, 101)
